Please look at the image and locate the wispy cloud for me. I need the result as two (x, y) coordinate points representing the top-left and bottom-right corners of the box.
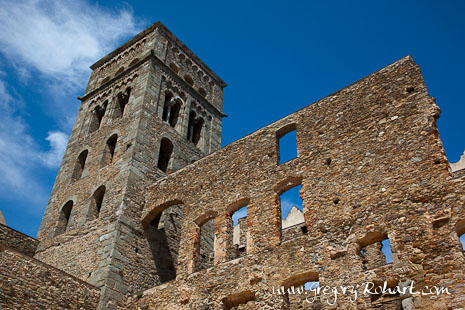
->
(0, 0), (140, 210)
(0, 0), (139, 86)
(40, 131), (69, 168)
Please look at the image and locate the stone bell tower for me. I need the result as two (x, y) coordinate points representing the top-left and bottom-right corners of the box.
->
(34, 22), (226, 309)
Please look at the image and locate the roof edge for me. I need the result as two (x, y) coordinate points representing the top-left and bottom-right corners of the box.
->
(89, 21), (227, 88)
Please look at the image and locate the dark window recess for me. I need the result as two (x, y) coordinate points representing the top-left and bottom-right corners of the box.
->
(71, 150), (88, 181)
(116, 88), (131, 117)
(187, 111), (204, 146)
(91, 186), (106, 219)
(157, 138), (173, 173)
(102, 134), (117, 166)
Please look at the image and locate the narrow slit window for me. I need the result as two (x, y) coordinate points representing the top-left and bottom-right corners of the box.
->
(277, 124), (297, 164)
(279, 184), (305, 242)
(231, 205), (247, 259)
(157, 138), (173, 173)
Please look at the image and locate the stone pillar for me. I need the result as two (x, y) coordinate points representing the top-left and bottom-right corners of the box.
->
(214, 213), (232, 264)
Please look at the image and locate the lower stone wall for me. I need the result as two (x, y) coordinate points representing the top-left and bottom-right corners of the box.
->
(0, 222), (38, 256)
(0, 245), (100, 310)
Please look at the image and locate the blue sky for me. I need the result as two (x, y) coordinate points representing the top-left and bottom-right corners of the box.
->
(0, 0), (464, 238)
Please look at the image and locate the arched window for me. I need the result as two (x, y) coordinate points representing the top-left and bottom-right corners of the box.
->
(129, 58), (139, 67)
(169, 100), (181, 128)
(56, 200), (73, 235)
(276, 123), (297, 164)
(102, 134), (117, 166)
(162, 93), (173, 122)
(227, 199), (249, 260)
(144, 201), (184, 284)
(115, 88), (131, 117)
(187, 111), (203, 146)
(282, 272), (320, 309)
(100, 76), (110, 86)
(90, 186), (106, 219)
(192, 118), (204, 146)
(157, 138), (173, 173)
(169, 63), (179, 73)
(71, 150), (88, 181)
(198, 87), (207, 98)
(89, 101), (107, 133)
(184, 74), (194, 86)
(114, 67), (124, 77)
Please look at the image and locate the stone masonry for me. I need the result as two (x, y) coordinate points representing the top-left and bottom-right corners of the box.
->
(1, 21), (465, 310)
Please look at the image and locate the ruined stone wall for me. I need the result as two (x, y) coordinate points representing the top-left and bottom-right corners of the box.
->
(0, 222), (38, 256)
(0, 245), (100, 309)
(124, 56), (465, 309)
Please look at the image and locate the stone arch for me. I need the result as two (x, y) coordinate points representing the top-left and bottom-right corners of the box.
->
(100, 76), (110, 86)
(222, 291), (256, 310)
(184, 74), (194, 86)
(282, 271), (320, 309)
(115, 87), (131, 117)
(71, 149), (89, 181)
(169, 63), (179, 73)
(114, 67), (125, 77)
(276, 123), (298, 164)
(88, 101), (108, 133)
(101, 134), (118, 166)
(89, 185), (106, 220)
(143, 199), (185, 285)
(129, 58), (139, 67)
(274, 176), (306, 243)
(198, 87), (207, 98)
(161, 91), (180, 127)
(56, 200), (74, 235)
(226, 198), (250, 260)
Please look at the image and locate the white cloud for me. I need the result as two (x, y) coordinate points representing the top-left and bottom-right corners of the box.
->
(40, 131), (69, 168)
(0, 0), (139, 86)
(0, 0), (140, 209)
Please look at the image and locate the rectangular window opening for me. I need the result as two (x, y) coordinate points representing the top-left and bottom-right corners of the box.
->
(231, 206), (247, 259)
(280, 184), (306, 242)
(278, 129), (297, 164)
